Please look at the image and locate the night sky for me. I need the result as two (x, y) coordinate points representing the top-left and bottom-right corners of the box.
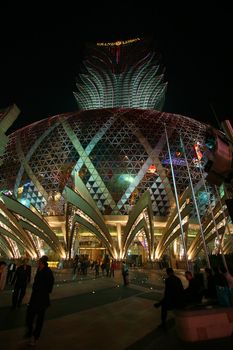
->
(1, 3), (233, 133)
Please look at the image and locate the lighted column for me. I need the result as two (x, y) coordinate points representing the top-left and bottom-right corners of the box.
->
(116, 223), (122, 259)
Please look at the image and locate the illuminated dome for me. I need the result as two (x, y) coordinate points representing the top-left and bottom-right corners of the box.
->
(0, 108), (207, 217)
(0, 38), (232, 262)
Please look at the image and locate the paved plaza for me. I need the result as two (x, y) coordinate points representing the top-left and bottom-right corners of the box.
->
(0, 268), (232, 349)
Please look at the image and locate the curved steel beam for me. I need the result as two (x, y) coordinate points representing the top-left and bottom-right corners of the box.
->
(158, 222), (190, 258)
(188, 199), (228, 258)
(123, 190), (154, 259)
(0, 202), (37, 254)
(73, 214), (115, 257)
(0, 233), (15, 257)
(123, 217), (150, 258)
(64, 186), (113, 245)
(19, 219), (61, 255)
(0, 226), (29, 255)
(191, 226), (226, 259)
(1, 194), (65, 257)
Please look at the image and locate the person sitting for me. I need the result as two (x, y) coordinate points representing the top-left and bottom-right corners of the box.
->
(154, 267), (184, 329)
(213, 266), (231, 307)
(219, 265), (233, 290)
(203, 267), (217, 301)
(184, 270), (204, 306)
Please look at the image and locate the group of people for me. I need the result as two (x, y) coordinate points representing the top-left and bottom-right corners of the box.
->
(72, 255), (118, 278)
(154, 265), (233, 329)
(204, 265), (233, 306)
(2, 255), (129, 346)
(3, 256), (233, 343)
(0, 256), (54, 347)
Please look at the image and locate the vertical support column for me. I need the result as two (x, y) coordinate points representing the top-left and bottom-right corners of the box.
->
(116, 223), (122, 259)
(164, 125), (189, 270)
(73, 227), (80, 257)
(179, 134), (211, 268)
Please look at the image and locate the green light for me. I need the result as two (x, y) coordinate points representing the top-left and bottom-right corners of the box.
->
(125, 175), (134, 183)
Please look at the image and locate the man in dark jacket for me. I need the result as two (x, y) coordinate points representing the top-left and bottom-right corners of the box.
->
(203, 267), (217, 300)
(25, 255), (54, 346)
(11, 258), (31, 308)
(154, 267), (184, 328)
(184, 270), (204, 305)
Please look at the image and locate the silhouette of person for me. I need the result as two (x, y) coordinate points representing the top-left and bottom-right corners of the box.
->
(109, 260), (116, 277)
(7, 260), (16, 284)
(213, 266), (231, 306)
(184, 270), (204, 305)
(121, 261), (129, 286)
(25, 255), (54, 346)
(12, 257), (31, 308)
(154, 267), (184, 328)
(203, 267), (217, 300)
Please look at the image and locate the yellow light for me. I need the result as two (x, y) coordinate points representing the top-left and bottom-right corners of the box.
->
(48, 261), (59, 268)
(97, 38), (140, 47)
(18, 186), (24, 194)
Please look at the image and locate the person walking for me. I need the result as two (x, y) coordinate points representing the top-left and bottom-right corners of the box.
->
(94, 261), (100, 277)
(154, 267), (184, 329)
(7, 260), (16, 285)
(109, 260), (116, 277)
(105, 258), (110, 277)
(11, 257), (31, 308)
(25, 255), (54, 346)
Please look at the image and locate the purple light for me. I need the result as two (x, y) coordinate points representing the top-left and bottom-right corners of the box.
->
(162, 158), (186, 166)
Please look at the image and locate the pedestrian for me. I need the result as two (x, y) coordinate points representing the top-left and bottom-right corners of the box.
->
(109, 260), (116, 277)
(7, 260), (16, 284)
(121, 261), (129, 286)
(154, 267), (184, 329)
(101, 261), (106, 276)
(94, 261), (100, 277)
(25, 255), (54, 346)
(105, 256), (110, 277)
(11, 257), (31, 308)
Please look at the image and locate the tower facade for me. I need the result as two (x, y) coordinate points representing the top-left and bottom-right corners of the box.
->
(74, 38), (167, 110)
